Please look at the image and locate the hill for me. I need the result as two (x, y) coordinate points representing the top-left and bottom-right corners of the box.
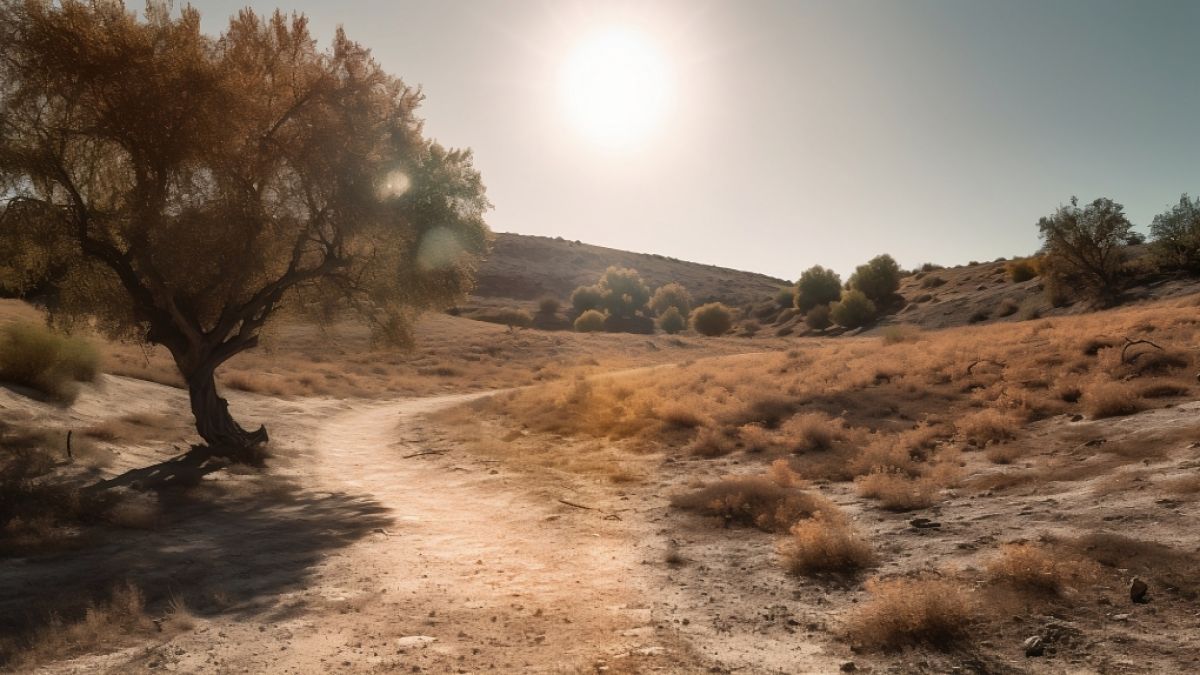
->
(467, 233), (789, 310)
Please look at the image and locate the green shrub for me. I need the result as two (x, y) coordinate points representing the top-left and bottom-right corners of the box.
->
(830, 290), (876, 329)
(805, 304), (832, 330)
(849, 254), (901, 303)
(573, 309), (606, 332)
(0, 322), (100, 402)
(795, 266), (842, 312)
(650, 282), (692, 316)
(537, 296), (561, 315)
(570, 285), (603, 314)
(690, 302), (733, 336)
(657, 306), (687, 334)
(1150, 194), (1200, 273)
(1006, 258), (1038, 282)
(599, 267), (650, 318)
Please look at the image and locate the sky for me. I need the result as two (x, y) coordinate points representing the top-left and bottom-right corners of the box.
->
(194, 0), (1200, 281)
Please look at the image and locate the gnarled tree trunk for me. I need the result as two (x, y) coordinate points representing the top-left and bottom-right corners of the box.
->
(185, 366), (268, 463)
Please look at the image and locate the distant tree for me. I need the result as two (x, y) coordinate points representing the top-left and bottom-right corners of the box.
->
(804, 304), (832, 330)
(1037, 197), (1132, 300)
(570, 284), (604, 314)
(775, 286), (797, 308)
(830, 290), (875, 329)
(848, 255), (901, 303)
(573, 309), (606, 332)
(650, 282), (692, 316)
(0, 4), (490, 460)
(795, 265), (843, 312)
(1005, 258), (1039, 283)
(599, 267), (650, 318)
(690, 302), (733, 336)
(1150, 194), (1200, 273)
(657, 306), (687, 334)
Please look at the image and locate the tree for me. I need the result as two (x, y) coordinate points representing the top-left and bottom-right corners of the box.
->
(848, 255), (901, 303)
(795, 265), (842, 312)
(830, 290), (875, 329)
(657, 306), (686, 334)
(0, 3), (490, 460)
(599, 267), (650, 318)
(1037, 196), (1132, 300)
(650, 282), (692, 316)
(1150, 194), (1200, 273)
(690, 302), (733, 336)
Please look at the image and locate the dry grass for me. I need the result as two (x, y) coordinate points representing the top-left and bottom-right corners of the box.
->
(670, 461), (835, 532)
(844, 577), (974, 649)
(956, 409), (1019, 446)
(83, 412), (189, 445)
(985, 543), (1102, 596)
(780, 514), (876, 575)
(781, 412), (845, 452)
(855, 470), (940, 511)
(1082, 380), (1142, 418)
(0, 322), (100, 403)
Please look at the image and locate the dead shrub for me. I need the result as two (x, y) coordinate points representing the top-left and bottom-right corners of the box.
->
(1082, 380), (1141, 418)
(985, 543), (1101, 596)
(781, 514), (876, 575)
(782, 412), (844, 453)
(728, 394), (798, 429)
(956, 409), (1018, 446)
(984, 443), (1024, 465)
(671, 463), (833, 532)
(657, 404), (704, 429)
(686, 427), (733, 457)
(737, 424), (773, 453)
(844, 577), (974, 649)
(0, 322), (100, 403)
(855, 469), (938, 511)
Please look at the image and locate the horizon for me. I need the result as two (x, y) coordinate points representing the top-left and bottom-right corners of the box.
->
(192, 0), (1200, 280)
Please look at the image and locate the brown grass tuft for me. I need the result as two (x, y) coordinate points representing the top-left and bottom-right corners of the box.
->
(780, 514), (876, 575)
(782, 412), (844, 453)
(855, 469), (938, 511)
(985, 543), (1101, 595)
(956, 409), (1019, 446)
(1082, 380), (1141, 418)
(844, 577), (974, 649)
(671, 462), (834, 532)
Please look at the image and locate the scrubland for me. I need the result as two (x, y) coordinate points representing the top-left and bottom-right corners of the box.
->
(433, 294), (1200, 672)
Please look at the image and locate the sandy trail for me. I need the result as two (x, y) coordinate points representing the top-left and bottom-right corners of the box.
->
(29, 389), (688, 674)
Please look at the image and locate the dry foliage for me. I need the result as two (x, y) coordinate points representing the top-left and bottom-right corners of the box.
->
(1082, 380), (1142, 418)
(670, 461), (835, 532)
(985, 543), (1102, 596)
(855, 470), (940, 511)
(956, 409), (1019, 446)
(780, 515), (876, 575)
(844, 577), (975, 649)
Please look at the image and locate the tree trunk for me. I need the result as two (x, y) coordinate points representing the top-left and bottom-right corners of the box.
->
(186, 366), (268, 463)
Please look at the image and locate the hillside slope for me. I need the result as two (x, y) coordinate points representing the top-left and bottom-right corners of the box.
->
(471, 233), (788, 308)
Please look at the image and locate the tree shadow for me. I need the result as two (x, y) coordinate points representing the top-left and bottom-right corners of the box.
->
(0, 450), (393, 659)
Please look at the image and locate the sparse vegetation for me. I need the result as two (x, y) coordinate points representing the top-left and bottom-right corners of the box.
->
(1082, 380), (1141, 418)
(670, 461), (835, 532)
(1005, 258), (1039, 282)
(985, 543), (1101, 596)
(781, 515), (876, 575)
(844, 577), (974, 649)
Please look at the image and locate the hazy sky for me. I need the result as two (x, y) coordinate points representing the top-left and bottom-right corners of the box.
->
(195, 1), (1200, 280)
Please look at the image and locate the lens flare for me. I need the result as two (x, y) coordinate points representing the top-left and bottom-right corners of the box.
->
(379, 170), (411, 199)
(416, 227), (464, 271)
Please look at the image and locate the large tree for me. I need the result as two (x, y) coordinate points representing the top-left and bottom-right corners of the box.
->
(1037, 196), (1132, 301)
(0, 2), (490, 459)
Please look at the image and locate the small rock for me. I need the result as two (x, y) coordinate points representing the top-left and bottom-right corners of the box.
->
(1130, 578), (1149, 604)
(909, 517), (941, 529)
(1111, 613), (1131, 622)
(1023, 635), (1045, 657)
(396, 635), (437, 650)
(840, 662), (857, 672)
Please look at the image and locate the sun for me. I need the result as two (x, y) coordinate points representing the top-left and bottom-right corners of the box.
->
(559, 28), (672, 150)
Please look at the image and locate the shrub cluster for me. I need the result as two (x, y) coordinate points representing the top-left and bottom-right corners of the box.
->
(0, 322), (100, 402)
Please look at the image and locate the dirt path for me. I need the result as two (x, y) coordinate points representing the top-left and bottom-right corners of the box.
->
(30, 389), (699, 674)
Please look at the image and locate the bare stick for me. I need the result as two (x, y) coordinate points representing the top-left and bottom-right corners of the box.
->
(66, 430), (73, 461)
(402, 450), (446, 459)
(966, 359), (1005, 375)
(557, 499), (596, 511)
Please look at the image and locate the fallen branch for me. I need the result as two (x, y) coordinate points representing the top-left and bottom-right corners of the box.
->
(1121, 337), (1164, 364)
(403, 450), (446, 459)
(557, 498), (622, 520)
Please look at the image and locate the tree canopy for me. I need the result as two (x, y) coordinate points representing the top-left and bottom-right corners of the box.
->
(794, 265), (842, 312)
(1037, 197), (1131, 301)
(0, 2), (490, 457)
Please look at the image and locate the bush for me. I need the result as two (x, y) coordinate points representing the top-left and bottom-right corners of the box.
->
(855, 469), (937, 511)
(1082, 380), (1141, 418)
(805, 304), (832, 330)
(1006, 258), (1039, 282)
(849, 254), (901, 303)
(1149, 194), (1200, 273)
(829, 290), (875, 329)
(775, 286), (797, 308)
(795, 265), (842, 312)
(0, 322), (100, 402)
(573, 309), (606, 332)
(537, 296), (560, 315)
(845, 577), (974, 649)
(985, 543), (1101, 596)
(920, 275), (946, 289)
(670, 462), (834, 532)
(690, 302), (733, 336)
(657, 306), (686, 334)
(781, 515), (876, 575)
(650, 282), (692, 316)
(599, 267), (650, 318)
(570, 285), (603, 314)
